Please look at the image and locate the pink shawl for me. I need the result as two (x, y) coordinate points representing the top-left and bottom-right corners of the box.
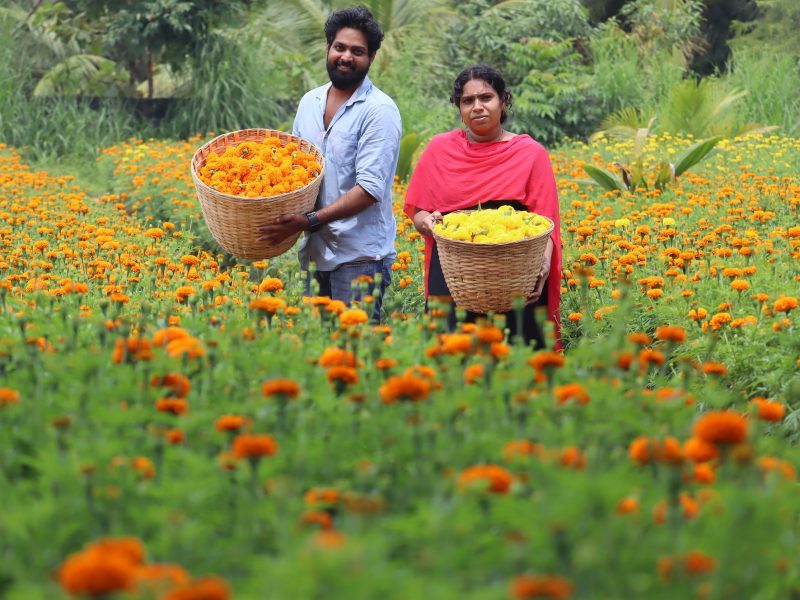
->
(403, 129), (562, 347)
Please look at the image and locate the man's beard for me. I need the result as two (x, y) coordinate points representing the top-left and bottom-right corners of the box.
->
(327, 58), (369, 90)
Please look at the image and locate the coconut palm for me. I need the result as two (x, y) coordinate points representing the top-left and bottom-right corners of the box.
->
(253, 0), (454, 85)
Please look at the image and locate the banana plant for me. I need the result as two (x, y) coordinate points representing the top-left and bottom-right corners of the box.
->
(582, 121), (720, 193)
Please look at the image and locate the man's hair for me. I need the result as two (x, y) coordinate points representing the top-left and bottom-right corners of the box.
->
(450, 64), (514, 124)
(324, 6), (384, 55)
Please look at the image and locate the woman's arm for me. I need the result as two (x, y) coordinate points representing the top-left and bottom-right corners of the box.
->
(528, 237), (554, 303)
(412, 208), (443, 238)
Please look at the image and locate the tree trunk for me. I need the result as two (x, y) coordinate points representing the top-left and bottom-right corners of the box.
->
(147, 47), (154, 100)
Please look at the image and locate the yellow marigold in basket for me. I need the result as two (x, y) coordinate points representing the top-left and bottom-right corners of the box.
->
(198, 137), (320, 198)
(434, 206), (551, 243)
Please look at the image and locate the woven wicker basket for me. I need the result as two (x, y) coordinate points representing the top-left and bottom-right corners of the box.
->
(432, 213), (554, 313)
(190, 128), (324, 260)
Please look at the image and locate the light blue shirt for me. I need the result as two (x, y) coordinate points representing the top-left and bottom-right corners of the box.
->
(292, 76), (401, 271)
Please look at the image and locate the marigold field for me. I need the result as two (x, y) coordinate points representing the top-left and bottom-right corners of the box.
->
(1, 133), (799, 599)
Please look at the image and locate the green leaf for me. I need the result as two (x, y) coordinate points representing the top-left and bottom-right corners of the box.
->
(672, 136), (720, 178)
(582, 164), (628, 192)
(395, 132), (422, 183)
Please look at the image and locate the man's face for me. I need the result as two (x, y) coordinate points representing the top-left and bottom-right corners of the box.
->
(326, 27), (373, 91)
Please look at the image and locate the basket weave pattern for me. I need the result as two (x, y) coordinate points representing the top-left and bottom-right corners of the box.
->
(433, 213), (554, 313)
(190, 128), (325, 260)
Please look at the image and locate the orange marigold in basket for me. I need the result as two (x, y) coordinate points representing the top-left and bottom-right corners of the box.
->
(693, 411), (748, 445)
(198, 137), (320, 199)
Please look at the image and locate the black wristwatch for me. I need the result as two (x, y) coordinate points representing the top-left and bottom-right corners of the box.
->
(305, 211), (323, 233)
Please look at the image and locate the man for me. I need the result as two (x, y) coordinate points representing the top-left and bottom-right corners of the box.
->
(258, 6), (401, 322)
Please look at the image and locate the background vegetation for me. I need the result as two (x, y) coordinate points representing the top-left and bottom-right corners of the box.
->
(1, 0), (799, 170)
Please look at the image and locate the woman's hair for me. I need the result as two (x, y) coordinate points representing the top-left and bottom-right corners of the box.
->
(450, 64), (514, 123)
(324, 6), (384, 55)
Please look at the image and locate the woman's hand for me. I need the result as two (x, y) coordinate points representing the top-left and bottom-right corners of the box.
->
(527, 238), (554, 304)
(413, 209), (443, 237)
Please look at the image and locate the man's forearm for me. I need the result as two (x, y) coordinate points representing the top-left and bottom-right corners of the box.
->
(315, 185), (376, 225)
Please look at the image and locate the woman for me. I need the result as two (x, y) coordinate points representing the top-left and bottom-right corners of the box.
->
(403, 64), (562, 348)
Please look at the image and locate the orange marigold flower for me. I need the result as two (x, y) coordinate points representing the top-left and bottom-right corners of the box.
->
(249, 297), (286, 314)
(59, 551), (137, 597)
(162, 576), (231, 600)
(318, 346), (356, 367)
(339, 308), (369, 327)
(132, 456), (156, 479)
(261, 378), (301, 399)
(463, 363), (485, 384)
(616, 497), (639, 515)
(638, 348), (665, 370)
(655, 325), (686, 343)
(758, 456), (796, 481)
(155, 398), (188, 416)
(693, 411), (748, 445)
(165, 428), (185, 445)
(683, 437), (719, 463)
(134, 563), (190, 592)
(458, 464), (514, 494)
(151, 373), (191, 397)
(326, 366), (359, 385)
(375, 357), (398, 370)
(527, 351), (565, 371)
(709, 312), (732, 330)
(510, 574), (574, 599)
(312, 529), (346, 550)
(112, 337), (153, 363)
(0, 387), (20, 406)
(559, 446), (586, 470)
(441, 333), (474, 355)
(752, 397), (785, 422)
(232, 434), (279, 459)
(301, 510), (333, 530)
(379, 373), (431, 403)
(773, 296), (798, 313)
(165, 337), (205, 359)
(503, 440), (545, 462)
(258, 277), (284, 293)
(153, 327), (190, 347)
(692, 463), (716, 484)
(305, 487), (340, 506)
(476, 325), (504, 344)
(215, 415), (249, 432)
(553, 383), (589, 405)
(701, 361), (728, 376)
(684, 551), (717, 575)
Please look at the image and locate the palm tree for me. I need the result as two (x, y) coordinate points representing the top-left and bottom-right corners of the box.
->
(253, 0), (453, 86)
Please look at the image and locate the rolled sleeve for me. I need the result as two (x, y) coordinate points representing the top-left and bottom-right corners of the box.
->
(355, 103), (402, 202)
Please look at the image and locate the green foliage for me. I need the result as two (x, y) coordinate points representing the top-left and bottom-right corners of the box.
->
(158, 33), (293, 138)
(506, 38), (602, 144)
(32, 54), (126, 97)
(445, 0), (591, 77)
(0, 21), (142, 162)
(395, 133), (423, 183)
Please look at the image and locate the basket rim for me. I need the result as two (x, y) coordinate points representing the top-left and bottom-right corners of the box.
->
(432, 211), (554, 248)
(190, 128), (325, 203)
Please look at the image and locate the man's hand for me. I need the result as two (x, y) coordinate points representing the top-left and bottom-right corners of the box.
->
(256, 214), (308, 244)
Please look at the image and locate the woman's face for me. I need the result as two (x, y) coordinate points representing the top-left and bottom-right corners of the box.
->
(458, 78), (504, 136)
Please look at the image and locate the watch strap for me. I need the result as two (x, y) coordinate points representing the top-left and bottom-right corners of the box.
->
(305, 211), (323, 233)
